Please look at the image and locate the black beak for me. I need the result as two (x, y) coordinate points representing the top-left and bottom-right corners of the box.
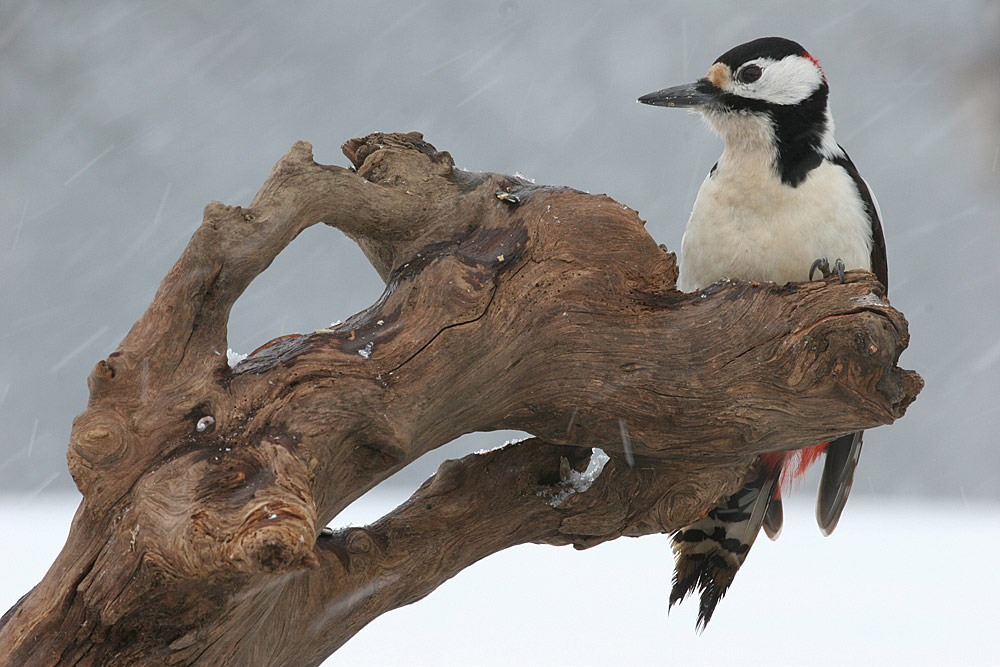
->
(638, 80), (718, 109)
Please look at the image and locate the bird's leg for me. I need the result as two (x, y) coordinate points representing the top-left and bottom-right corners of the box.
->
(809, 257), (847, 283)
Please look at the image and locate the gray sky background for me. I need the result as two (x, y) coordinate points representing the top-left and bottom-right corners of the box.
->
(1, 1), (998, 499)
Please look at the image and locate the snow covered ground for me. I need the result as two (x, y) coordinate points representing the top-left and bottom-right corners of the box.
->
(3, 493), (996, 666)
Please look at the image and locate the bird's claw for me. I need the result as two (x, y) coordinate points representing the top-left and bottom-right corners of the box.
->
(809, 257), (829, 281)
(833, 258), (846, 283)
(809, 257), (846, 283)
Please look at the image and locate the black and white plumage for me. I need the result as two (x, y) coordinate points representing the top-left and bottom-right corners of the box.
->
(639, 36), (887, 629)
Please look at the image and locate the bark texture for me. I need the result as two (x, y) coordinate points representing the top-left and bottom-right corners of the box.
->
(0, 132), (921, 665)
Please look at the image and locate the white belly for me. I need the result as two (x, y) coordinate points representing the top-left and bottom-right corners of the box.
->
(677, 160), (873, 292)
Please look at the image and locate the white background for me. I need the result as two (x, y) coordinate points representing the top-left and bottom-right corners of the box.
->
(3, 491), (997, 666)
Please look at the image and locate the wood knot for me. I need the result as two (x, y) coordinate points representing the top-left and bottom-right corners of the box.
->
(250, 533), (318, 573)
(345, 527), (380, 554)
(85, 426), (112, 441)
(68, 414), (130, 495)
(72, 419), (128, 465)
(343, 527), (386, 572)
(231, 505), (318, 574)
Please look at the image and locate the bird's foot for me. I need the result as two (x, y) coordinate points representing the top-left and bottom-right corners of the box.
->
(809, 257), (846, 283)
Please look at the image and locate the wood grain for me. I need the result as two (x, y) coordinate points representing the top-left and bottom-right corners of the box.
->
(0, 132), (921, 665)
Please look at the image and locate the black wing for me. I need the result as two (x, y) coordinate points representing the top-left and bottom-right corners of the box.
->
(832, 148), (887, 290)
(818, 149), (886, 536)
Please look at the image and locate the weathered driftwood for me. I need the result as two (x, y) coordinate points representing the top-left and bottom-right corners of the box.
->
(0, 132), (921, 665)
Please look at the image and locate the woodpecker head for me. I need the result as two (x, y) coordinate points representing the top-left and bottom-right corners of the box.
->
(639, 37), (842, 185)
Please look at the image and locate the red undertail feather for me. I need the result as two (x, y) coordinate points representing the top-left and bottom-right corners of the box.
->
(760, 443), (828, 496)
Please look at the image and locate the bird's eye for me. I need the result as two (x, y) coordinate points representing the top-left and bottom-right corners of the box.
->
(738, 64), (762, 83)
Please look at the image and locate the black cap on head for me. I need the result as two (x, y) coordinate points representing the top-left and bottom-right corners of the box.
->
(715, 37), (809, 68)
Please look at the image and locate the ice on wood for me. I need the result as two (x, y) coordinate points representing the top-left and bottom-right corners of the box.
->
(546, 448), (611, 507)
(226, 348), (248, 367)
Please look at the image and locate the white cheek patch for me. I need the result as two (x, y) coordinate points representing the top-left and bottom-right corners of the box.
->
(731, 55), (825, 106)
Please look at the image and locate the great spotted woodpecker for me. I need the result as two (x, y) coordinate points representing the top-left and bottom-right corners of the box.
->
(639, 36), (888, 629)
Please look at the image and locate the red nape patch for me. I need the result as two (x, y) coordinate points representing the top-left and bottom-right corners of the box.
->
(803, 51), (827, 82)
(760, 443), (828, 497)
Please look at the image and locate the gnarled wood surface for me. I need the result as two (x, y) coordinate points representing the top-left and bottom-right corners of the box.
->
(0, 132), (921, 665)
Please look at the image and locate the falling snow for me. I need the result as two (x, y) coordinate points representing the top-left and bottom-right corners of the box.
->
(0, 11), (997, 658)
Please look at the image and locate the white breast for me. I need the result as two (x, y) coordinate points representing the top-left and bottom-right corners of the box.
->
(677, 159), (873, 292)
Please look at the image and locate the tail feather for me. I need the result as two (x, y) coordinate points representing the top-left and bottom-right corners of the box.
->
(816, 431), (864, 535)
(762, 494), (783, 540)
(670, 434), (864, 629)
(669, 471), (778, 629)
